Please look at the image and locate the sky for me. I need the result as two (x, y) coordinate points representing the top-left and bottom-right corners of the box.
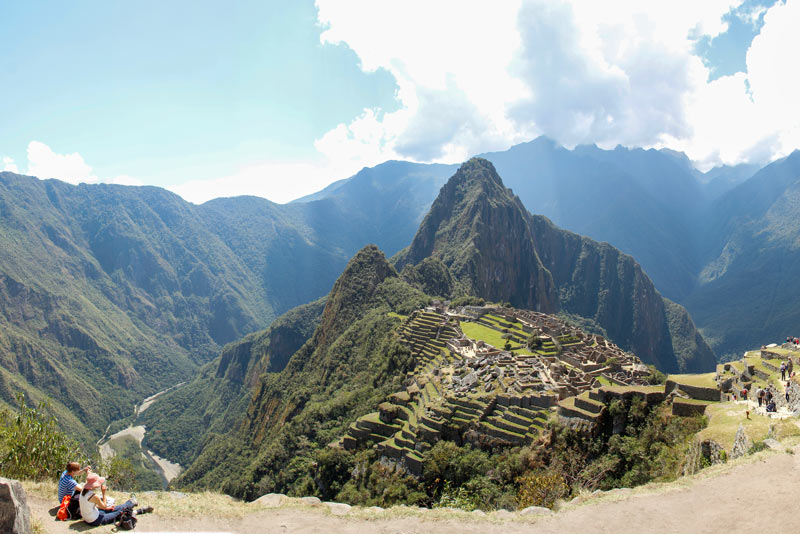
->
(1, 0), (798, 204)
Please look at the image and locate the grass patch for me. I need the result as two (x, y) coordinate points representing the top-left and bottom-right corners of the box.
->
(594, 376), (613, 386)
(459, 321), (511, 350)
(387, 312), (408, 320)
(697, 401), (800, 451)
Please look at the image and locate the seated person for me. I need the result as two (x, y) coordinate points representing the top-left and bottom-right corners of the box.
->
(766, 401), (777, 413)
(58, 462), (90, 517)
(79, 472), (152, 526)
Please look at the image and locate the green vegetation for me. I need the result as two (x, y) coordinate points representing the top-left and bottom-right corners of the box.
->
(105, 435), (163, 490)
(0, 393), (86, 481)
(697, 402), (800, 450)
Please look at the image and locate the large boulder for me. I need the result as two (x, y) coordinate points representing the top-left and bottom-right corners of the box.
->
(732, 424), (752, 459)
(0, 478), (31, 534)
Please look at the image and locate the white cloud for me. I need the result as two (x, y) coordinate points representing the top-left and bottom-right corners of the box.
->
(167, 160), (355, 205)
(14, 141), (144, 186)
(315, 0), (527, 166)
(26, 141), (98, 184)
(1, 157), (18, 173)
(312, 0), (799, 172)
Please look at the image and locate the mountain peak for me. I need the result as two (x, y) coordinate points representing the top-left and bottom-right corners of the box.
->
(450, 157), (505, 189)
(315, 245), (397, 349)
(396, 160), (559, 312)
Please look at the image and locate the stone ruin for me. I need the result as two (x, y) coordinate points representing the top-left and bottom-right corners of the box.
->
(337, 305), (662, 476)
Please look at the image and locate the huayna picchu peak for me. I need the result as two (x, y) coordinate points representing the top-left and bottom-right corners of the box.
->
(396, 158), (716, 374)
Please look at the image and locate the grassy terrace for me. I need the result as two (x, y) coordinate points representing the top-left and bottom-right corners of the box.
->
(667, 373), (717, 388)
(594, 375), (613, 386)
(740, 353), (792, 387)
(698, 401), (800, 450)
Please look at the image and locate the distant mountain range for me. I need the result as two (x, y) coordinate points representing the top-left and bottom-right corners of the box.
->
(0, 135), (795, 442)
(289, 138), (799, 359)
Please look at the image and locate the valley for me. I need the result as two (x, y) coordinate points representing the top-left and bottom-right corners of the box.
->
(1, 144), (799, 522)
(97, 383), (184, 489)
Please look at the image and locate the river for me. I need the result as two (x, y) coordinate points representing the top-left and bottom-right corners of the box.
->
(97, 383), (184, 488)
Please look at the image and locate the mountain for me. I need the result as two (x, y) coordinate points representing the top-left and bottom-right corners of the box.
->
(0, 166), (450, 441)
(143, 245), (427, 497)
(476, 137), (706, 302)
(699, 163), (761, 200)
(395, 158), (715, 373)
(138, 161), (715, 501)
(0, 173), (261, 441)
(683, 151), (800, 357)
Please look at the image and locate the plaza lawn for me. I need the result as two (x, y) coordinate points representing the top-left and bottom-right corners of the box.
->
(459, 321), (533, 355)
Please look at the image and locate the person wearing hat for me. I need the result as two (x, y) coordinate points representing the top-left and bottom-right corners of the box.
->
(79, 472), (152, 526)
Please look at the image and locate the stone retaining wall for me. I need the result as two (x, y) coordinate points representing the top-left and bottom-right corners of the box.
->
(671, 400), (708, 417)
(665, 380), (721, 402)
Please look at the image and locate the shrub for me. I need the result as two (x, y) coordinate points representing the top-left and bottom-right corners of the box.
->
(0, 393), (86, 481)
(516, 470), (568, 509)
(94, 456), (139, 491)
(747, 441), (768, 455)
(434, 480), (482, 511)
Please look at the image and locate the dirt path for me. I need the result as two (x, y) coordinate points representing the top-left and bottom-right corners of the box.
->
(28, 446), (800, 534)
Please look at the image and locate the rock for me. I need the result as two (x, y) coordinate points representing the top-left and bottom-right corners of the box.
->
(732, 424), (752, 459)
(471, 509), (486, 516)
(169, 491), (187, 500)
(684, 439), (726, 475)
(763, 438), (782, 450)
(252, 493), (286, 507)
(0, 478), (31, 534)
(301, 496), (322, 505)
(519, 505), (553, 515)
(367, 506), (384, 513)
(324, 502), (351, 515)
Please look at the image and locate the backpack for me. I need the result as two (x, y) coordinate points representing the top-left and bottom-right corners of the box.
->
(56, 495), (71, 521)
(115, 509), (138, 530)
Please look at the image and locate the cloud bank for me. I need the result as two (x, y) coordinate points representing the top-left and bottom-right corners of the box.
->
(314, 0), (799, 171)
(2, 142), (142, 186)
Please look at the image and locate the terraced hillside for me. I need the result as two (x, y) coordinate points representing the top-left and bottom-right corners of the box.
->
(339, 305), (662, 474)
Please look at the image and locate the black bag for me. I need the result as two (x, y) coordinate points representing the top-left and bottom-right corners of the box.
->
(67, 494), (81, 519)
(115, 509), (138, 530)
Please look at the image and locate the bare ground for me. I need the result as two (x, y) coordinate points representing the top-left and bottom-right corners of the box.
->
(29, 446), (800, 534)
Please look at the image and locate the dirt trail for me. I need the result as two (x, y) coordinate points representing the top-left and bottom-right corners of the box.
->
(28, 446), (800, 534)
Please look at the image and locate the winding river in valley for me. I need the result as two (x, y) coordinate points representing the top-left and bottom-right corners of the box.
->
(97, 383), (184, 488)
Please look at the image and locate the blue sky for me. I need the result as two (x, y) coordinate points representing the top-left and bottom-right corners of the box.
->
(1, 1), (397, 195)
(1, 0), (797, 203)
